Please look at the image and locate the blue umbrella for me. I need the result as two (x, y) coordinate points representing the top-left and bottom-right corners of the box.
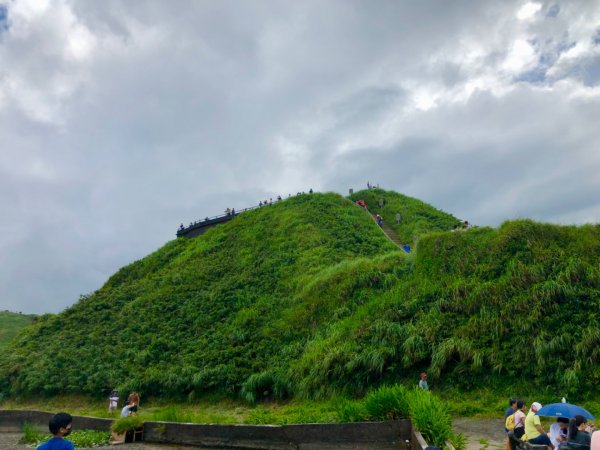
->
(536, 403), (595, 420)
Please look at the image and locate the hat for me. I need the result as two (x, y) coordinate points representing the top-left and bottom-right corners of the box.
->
(531, 402), (542, 411)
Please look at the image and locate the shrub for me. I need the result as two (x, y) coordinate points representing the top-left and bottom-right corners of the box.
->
(21, 424), (110, 447)
(21, 423), (46, 445)
(111, 415), (144, 433)
(363, 384), (410, 421)
(240, 371), (291, 404)
(407, 388), (453, 447)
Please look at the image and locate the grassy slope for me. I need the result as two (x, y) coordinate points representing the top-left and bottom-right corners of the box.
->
(0, 193), (400, 398)
(349, 188), (462, 244)
(2, 190), (599, 405)
(0, 311), (35, 352)
(291, 220), (600, 399)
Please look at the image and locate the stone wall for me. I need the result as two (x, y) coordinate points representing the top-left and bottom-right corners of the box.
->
(1, 410), (420, 449)
(0, 410), (112, 433)
(143, 419), (412, 450)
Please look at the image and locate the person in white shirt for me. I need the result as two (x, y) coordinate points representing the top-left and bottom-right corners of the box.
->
(108, 389), (119, 413)
(550, 418), (569, 449)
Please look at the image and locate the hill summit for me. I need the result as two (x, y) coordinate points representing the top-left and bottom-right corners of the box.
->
(1, 190), (599, 401)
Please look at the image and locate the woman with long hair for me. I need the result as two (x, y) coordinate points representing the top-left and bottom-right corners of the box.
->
(568, 415), (591, 450)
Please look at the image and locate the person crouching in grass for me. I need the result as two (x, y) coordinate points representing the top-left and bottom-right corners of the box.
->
(37, 412), (74, 450)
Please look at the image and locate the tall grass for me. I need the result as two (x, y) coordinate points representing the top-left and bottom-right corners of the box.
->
(363, 385), (410, 421)
(407, 389), (454, 447)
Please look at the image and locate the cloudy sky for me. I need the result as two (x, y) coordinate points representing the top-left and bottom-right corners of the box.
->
(1, 0), (599, 314)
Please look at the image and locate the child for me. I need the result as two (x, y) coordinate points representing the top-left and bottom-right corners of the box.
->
(108, 389), (119, 413)
(37, 412), (74, 450)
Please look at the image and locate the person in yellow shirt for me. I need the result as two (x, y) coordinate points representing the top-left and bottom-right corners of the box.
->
(524, 402), (553, 448)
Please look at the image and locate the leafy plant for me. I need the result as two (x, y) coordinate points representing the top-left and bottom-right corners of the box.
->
(21, 422), (46, 444)
(21, 423), (110, 447)
(111, 415), (144, 433)
(407, 388), (453, 447)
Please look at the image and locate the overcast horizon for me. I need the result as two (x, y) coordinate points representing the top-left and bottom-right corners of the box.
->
(1, 0), (599, 314)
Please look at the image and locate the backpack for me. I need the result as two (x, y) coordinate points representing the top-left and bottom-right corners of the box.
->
(505, 413), (515, 431)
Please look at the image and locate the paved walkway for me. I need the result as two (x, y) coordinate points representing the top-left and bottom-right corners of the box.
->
(453, 418), (506, 450)
(0, 432), (223, 449)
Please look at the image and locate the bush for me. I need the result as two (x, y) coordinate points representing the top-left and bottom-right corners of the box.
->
(363, 384), (410, 420)
(240, 371), (291, 404)
(407, 388), (453, 447)
(111, 415), (144, 433)
(21, 423), (110, 447)
(21, 423), (46, 445)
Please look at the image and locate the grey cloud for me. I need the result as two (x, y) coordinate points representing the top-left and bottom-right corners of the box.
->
(1, 0), (599, 313)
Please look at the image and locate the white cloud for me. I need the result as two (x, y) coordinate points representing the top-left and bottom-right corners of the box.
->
(502, 39), (538, 74)
(517, 2), (542, 21)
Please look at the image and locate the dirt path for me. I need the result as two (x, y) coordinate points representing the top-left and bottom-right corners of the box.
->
(453, 418), (507, 450)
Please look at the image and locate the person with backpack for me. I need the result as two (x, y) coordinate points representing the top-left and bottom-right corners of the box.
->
(505, 398), (518, 450)
(505, 398), (517, 432)
(512, 400), (527, 439)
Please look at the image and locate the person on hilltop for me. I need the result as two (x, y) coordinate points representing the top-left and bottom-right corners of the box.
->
(418, 372), (428, 390)
(525, 402), (553, 448)
(376, 214), (383, 227)
(37, 412), (74, 450)
(396, 212), (401, 224)
(567, 415), (592, 450)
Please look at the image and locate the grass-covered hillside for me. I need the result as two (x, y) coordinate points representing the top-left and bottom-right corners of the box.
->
(1, 190), (599, 404)
(0, 193), (401, 399)
(349, 188), (462, 244)
(0, 311), (35, 352)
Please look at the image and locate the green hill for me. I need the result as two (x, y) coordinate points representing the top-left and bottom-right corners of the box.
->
(1, 190), (599, 402)
(0, 311), (36, 352)
(349, 188), (462, 244)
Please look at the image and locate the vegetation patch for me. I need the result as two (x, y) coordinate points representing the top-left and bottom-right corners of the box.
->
(21, 422), (110, 447)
